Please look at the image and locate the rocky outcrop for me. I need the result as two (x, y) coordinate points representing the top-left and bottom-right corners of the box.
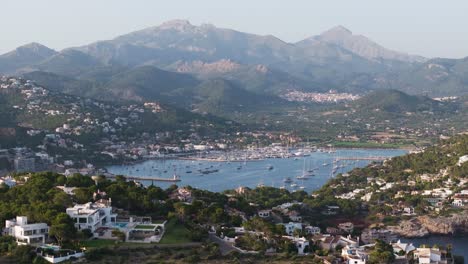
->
(418, 212), (468, 235)
(174, 59), (241, 74)
(388, 218), (429, 238)
(388, 212), (468, 237)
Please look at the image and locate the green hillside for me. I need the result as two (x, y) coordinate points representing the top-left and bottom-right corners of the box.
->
(353, 89), (448, 113)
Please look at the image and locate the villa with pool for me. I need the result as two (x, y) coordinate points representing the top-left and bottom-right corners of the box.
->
(66, 199), (166, 243)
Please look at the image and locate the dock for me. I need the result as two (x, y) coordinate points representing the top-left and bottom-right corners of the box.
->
(105, 174), (181, 182)
(334, 156), (390, 161)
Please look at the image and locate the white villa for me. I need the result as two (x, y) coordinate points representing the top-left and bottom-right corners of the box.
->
(283, 222), (302, 236)
(452, 193), (468, 207)
(285, 236), (309, 255)
(305, 225), (321, 235)
(0, 176), (16, 188)
(341, 244), (369, 264)
(3, 216), (49, 245)
(392, 240), (416, 255)
(414, 247), (443, 264)
(66, 199), (117, 232)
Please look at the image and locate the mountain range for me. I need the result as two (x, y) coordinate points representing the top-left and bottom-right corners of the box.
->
(1, 19), (468, 109)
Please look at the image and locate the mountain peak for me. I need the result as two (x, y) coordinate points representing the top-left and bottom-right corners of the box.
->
(3, 42), (56, 58)
(321, 25), (353, 37)
(15, 42), (55, 53)
(20, 42), (49, 49)
(159, 19), (194, 30)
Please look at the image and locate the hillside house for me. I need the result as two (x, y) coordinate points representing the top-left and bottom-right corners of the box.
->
(3, 216), (49, 245)
(66, 199), (117, 232)
(305, 226), (321, 235)
(283, 222), (302, 236)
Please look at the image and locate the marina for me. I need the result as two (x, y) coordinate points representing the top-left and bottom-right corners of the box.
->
(106, 148), (407, 192)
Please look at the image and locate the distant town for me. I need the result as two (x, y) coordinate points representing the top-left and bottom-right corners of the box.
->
(282, 89), (360, 103)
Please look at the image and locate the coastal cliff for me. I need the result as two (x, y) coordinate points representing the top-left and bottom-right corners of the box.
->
(389, 211), (468, 237)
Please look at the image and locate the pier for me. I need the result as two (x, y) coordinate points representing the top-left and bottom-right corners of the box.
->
(105, 174), (181, 182)
(334, 156), (390, 161)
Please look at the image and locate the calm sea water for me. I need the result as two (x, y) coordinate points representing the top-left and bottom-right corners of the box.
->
(402, 236), (468, 261)
(106, 149), (406, 192)
(106, 148), (467, 255)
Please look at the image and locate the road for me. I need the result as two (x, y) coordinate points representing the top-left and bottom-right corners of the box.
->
(208, 233), (240, 256)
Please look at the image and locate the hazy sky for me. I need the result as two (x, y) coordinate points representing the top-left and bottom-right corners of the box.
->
(2, 0), (467, 58)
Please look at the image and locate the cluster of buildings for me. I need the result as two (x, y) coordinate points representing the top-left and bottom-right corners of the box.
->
(328, 164), (468, 219)
(341, 240), (453, 264)
(2, 186), (166, 263)
(0, 76), (255, 177)
(282, 89), (360, 103)
(0, 147), (55, 177)
(219, 212), (452, 264)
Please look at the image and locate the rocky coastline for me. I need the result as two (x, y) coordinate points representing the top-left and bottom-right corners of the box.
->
(388, 211), (468, 238)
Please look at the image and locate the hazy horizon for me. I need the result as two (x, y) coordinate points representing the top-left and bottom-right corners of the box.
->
(2, 0), (467, 58)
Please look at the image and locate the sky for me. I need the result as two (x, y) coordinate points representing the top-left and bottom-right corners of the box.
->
(1, 0), (467, 58)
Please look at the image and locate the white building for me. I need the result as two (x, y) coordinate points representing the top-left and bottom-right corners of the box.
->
(258, 210), (271, 218)
(457, 155), (468, 166)
(3, 216), (49, 245)
(66, 200), (117, 232)
(288, 211), (302, 222)
(283, 222), (302, 236)
(403, 207), (416, 215)
(0, 176), (16, 188)
(414, 248), (442, 264)
(305, 226), (321, 235)
(37, 245), (85, 263)
(452, 194), (468, 207)
(56, 186), (77, 195)
(341, 245), (368, 264)
(392, 240), (416, 254)
(286, 236), (309, 255)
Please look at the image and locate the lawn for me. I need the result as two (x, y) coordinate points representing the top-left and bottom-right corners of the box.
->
(159, 219), (192, 244)
(80, 239), (118, 248)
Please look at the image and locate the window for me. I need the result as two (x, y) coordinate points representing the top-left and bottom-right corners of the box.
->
(79, 218), (87, 223)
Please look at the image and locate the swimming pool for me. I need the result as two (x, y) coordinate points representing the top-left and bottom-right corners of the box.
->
(112, 222), (128, 228)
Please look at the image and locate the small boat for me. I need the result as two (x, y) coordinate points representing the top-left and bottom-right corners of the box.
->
(267, 165), (274, 170)
(186, 171), (192, 173)
(296, 175), (309, 180)
(299, 186), (305, 190)
(283, 177), (293, 183)
(290, 183), (298, 187)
